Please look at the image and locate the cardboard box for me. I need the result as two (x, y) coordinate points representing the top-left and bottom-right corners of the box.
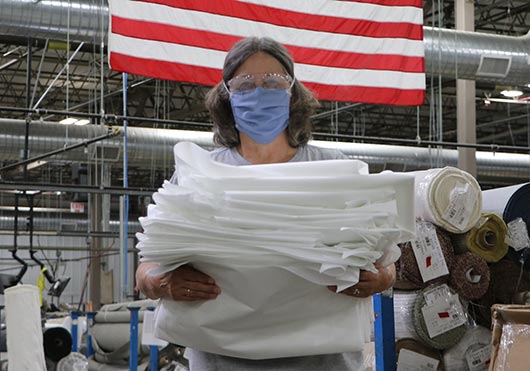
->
(489, 304), (530, 370)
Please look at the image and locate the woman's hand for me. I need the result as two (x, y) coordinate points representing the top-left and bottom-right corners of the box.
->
(136, 262), (221, 301)
(327, 263), (396, 298)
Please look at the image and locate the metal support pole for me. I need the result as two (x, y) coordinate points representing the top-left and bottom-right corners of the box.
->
(71, 311), (79, 352)
(374, 291), (396, 371)
(129, 306), (140, 371)
(121, 73), (130, 302)
(85, 311), (96, 358)
(148, 307), (158, 371)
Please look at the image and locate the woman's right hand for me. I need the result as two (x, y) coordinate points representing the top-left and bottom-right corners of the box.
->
(136, 262), (221, 301)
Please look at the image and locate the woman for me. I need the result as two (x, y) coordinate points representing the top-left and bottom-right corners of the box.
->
(136, 37), (396, 371)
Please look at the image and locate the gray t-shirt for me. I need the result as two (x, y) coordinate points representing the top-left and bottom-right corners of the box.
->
(182, 144), (364, 371)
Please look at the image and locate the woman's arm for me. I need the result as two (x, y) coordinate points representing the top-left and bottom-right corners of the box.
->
(328, 263), (396, 298)
(136, 262), (221, 301)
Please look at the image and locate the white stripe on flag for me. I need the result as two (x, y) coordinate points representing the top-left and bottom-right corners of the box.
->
(110, 34), (425, 90)
(110, 0), (424, 57)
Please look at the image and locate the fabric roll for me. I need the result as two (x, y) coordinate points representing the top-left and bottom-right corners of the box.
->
(413, 285), (467, 350)
(452, 213), (509, 263)
(394, 260), (423, 291)
(5, 284), (47, 371)
(442, 326), (491, 371)
(394, 291), (421, 340)
(413, 167), (482, 234)
(396, 338), (444, 371)
(449, 252), (490, 301)
(482, 183), (530, 270)
(398, 224), (455, 287)
(471, 259), (530, 328)
(43, 327), (72, 362)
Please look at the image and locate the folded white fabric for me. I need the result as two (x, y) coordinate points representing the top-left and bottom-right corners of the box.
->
(413, 167), (482, 233)
(137, 142), (416, 359)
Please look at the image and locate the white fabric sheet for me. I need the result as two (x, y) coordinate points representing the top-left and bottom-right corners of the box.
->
(138, 142), (416, 359)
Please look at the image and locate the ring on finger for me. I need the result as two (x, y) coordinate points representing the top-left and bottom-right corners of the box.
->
(186, 288), (191, 296)
(352, 288), (361, 297)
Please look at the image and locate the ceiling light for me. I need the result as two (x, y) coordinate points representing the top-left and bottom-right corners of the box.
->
(74, 119), (90, 126)
(60, 117), (77, 125)
(500, 89), (523, 98)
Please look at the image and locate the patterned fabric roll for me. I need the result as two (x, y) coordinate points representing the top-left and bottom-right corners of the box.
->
(413, 285), (467, 350)
(449, 252), (490, 301)
(398, 224), (455, 287)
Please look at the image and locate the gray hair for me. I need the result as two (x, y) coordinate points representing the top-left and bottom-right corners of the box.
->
(205, 37), (319, 148)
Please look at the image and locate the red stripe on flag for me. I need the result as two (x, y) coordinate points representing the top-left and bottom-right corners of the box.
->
(438, 312), (450, 319)
(134, 0), (423, 40)
(109, 53), (425, 106)
(341, 0), (422, 6)
(111, 16), (425, 73)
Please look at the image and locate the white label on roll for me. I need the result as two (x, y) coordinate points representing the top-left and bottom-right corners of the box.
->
(465, 344), (491, 371)
(423, 284), (452, 306)
(507, 218), (530, 251)
(411, 222), (449, 282)
(397, 349), (439, 371)
(443, 182), (477, 230)
(422, 294), (467, 338)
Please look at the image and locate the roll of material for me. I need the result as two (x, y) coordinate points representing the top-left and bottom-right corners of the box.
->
(413, 167), (482, 234)
(43, 327), (72, 362)
(394, 291), (421, 340)
(449, 252), (490, 301)
(452, 213), (509, 263)
(482, 183), (530, 269)
(396, 338), (444, 371)
(5, 285), (47, 371)
(413, 285), (467, 350)
(442, 326), (491, 371)
(394, 260), (423, 291)
(398, 224), (455, 287)
(471, 259), (530, 328)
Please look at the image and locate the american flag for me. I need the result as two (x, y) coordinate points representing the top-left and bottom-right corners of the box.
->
(108, 0), (425, 106)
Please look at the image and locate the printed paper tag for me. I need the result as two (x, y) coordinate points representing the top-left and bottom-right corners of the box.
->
(465, 344), (491, 371)
(443, 182), (477, 230)
(507, 218), (530, 251)
(422, 294), (467, 338)
(411, 222), (449, 282)
(423, 284), (452, 306)
(141, 310), (168, 347)
(397, 349), (439, 371)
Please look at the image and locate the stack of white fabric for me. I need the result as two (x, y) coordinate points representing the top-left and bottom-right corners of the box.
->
(137, 142), (416, 359)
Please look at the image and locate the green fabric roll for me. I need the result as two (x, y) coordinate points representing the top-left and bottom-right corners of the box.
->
(455, 213), (509, 263)
(413, 285), (467, 350)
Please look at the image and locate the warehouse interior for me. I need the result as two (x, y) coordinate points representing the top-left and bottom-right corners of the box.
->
(0, 0), (530, 370)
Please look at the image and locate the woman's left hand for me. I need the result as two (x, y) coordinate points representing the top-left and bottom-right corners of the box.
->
(327, 263), (396, 298)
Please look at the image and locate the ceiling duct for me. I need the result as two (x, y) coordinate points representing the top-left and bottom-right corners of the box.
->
(1, 119), (530, 183)
(0, 0), (529, 85)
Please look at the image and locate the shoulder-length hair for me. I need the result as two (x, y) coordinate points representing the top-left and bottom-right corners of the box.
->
(205, 37), (319, 148)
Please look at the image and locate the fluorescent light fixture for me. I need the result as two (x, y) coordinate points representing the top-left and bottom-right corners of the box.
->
(500, 89), (523, 98)
(60, 117), (77, 125)
(74, 119), (90, 126)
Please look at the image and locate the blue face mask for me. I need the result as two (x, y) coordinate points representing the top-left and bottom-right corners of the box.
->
(229, 87), (291, 145)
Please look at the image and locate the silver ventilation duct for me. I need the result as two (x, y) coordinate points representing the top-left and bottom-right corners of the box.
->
(1, 119), (530, 182)
(0, 0), (529, 84)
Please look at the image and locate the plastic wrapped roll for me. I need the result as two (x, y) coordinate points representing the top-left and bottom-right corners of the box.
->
(452, 213), (509, 263)
(471, 259), (530, 328)
(394, 260), (423, 291)
(43, 327), (72, 362)
(396, 338), (444, 371)
(5, 285), (47, 370)
(413, 167), (482, 233)
(482, 183), (530, 270)
(449, 252), (490, 301)
(398, 224), (455, 287)
(442, 326), (491, 371)
(394, 291), (421, 340)
(413, 285), (467, 350)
